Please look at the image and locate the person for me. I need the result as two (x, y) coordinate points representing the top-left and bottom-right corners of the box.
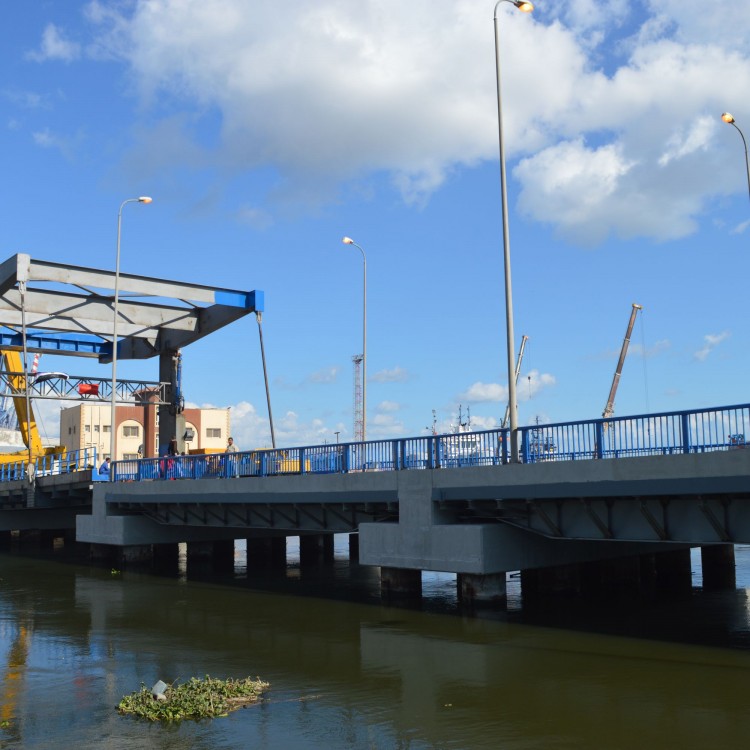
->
(167, 436), (178, 456)
(225, 436), (239, 477)
(99, 457), (110, 475)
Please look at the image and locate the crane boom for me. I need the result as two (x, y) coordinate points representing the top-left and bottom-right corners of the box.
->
(602, 304), (642, 421)
(502, 335), (528, 429)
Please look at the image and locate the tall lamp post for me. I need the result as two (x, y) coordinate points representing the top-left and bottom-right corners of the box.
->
(494, 0), (533, 463)
(110, 196), (152, 465)
(721, 113), (750, 206)
(342, 236), (367, 442)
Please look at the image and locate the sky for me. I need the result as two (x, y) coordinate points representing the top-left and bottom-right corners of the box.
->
(0, 0), (749, 449)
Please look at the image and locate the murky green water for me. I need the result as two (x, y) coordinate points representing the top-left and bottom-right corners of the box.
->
(1, 541), (750, 749)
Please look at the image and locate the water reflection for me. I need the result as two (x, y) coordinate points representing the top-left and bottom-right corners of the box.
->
(0, 547), (749, 748)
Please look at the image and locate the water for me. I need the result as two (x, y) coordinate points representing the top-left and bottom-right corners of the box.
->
(1, 540), (750, 749)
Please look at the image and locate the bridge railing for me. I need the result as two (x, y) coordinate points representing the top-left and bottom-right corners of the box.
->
(108, 403), (750, 482)
(0, 447), (98, 482)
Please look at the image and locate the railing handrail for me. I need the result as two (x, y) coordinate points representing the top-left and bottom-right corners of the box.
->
(108, 403), (750, 483)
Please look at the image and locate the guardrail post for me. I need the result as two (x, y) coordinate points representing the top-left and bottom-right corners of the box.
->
(595, 422), (604, 459)
(681, 413), (691, 454)
(299, 447), (306, 474)
(426, 437), (434, 469)
(520, 428), (530, 463)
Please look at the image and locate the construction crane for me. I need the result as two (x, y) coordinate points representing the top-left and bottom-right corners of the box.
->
(502, 335), (529, 429)
(0, 348), (64, 465)
(602, 304), (642, 423)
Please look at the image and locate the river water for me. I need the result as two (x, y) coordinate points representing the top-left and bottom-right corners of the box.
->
(1, 538), (750, 749)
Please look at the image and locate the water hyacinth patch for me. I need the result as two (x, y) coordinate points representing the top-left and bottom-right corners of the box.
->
(117, 675), (270, 721)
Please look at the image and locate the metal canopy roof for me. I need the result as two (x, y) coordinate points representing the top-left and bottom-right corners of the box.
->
(0, 254), (263, 361)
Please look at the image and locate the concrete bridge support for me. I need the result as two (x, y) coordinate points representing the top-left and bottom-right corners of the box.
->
(349, 533), (359, 563)
(187, 539), (234, 573)
(654, 548), (693, 594)
(458, 572), (507, 605)
(299, 534), (334, 567)
(152, 542), (180, 573)
(700, 544), (736, 590)
(381, 567), (422, 599)
(246, 536), (287, 570)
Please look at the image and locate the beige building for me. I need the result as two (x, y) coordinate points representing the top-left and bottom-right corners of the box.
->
(60, 403), (231, 460)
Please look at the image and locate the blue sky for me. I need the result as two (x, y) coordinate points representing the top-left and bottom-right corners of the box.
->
(1, 0), (749, 448)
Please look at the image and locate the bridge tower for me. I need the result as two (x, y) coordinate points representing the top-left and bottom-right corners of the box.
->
(352, 354), (363, 442)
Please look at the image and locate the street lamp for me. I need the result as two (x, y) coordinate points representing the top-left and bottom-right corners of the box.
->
(721, 113), (750, 206)
(494, 0), (533, 463)
(342, 236), (367, 442)
(110, 196), (152, 465)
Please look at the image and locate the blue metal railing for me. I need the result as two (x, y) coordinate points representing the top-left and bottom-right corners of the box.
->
(109, 403), (750, 483)
(0, 447), (98, 482)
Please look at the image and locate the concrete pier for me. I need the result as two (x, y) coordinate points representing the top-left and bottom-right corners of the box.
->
(247, 536), (287, 569)
(700, 544), (736, 590)
(300, 534), (334, 567)
(381, 567), (422, 599)
(458, 572), (506, 605)
(654, 548), (693, 594)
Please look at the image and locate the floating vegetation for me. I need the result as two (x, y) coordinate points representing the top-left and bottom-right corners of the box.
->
(117, 675), (269, 722)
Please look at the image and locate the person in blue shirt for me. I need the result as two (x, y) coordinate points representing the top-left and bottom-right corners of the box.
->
(99, 457), (110, 475)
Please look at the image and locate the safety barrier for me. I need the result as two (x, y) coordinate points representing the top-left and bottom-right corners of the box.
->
(109, 403), (750, 482)
(0, 447), (98, 482)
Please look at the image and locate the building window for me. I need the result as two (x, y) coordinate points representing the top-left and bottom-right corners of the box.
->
(206, 428), (221, 438)
(85, 425), (90, 433)
(94, 425), (100, 433)
(68, 427), (72, 435)
(123, 425), (140, 438)
(103, 425), (111, 433)
(123, 453), (139, 460)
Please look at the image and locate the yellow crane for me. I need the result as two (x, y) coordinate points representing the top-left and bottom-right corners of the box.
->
(0, 348), (64, 465)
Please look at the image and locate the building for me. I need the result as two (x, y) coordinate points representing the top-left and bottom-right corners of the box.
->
(59, 402), (230, 461)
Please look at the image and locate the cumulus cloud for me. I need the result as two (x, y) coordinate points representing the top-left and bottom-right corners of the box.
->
(27, 24), (81, 63)
(370, 366), (408, 383)
(460, 369), (554, 405)
(694, 331), (729, 362)
(67, 0), (750, 242)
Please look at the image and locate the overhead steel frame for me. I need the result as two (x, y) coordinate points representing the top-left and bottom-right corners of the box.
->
(0, 253), (263, 455)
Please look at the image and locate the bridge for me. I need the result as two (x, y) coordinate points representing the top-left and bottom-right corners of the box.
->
(0, 253), (747, 603)
(71, 401), (750, 600)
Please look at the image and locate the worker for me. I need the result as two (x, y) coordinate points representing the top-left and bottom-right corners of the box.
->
(99, 457), (110, 475)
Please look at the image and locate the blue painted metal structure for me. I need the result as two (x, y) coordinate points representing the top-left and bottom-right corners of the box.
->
(108, 403), (750, 482)
(0, 447), (99, 482)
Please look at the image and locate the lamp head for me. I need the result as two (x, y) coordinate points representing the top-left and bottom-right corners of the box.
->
(722, 113), (736, 125)
(515, 1), (534, 11)
(138, 196), (153, 204)
(342, 236), (354, 245)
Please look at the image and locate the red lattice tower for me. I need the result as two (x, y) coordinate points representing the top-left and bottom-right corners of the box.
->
(352, 354), (363, 442)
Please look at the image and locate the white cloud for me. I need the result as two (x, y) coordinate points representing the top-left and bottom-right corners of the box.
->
(370, 366), (408, 383)
(461, 381), (507, 404)
(27, 24), (81, 63)
(694, 331), (729, 362)
(377, 400), (400, 413)
(79, 0), (750, 243)
(307, 367), (339, 384)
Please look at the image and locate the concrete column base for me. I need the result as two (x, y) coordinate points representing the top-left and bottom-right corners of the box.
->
(153, 542), (180, 573)
(247, 536), (287, 569)
(654, 548), (693, 595)
(458, 572), (506, 605)
(118, 544), (154, 565)
(381, 567), (422, 599)
(212, 539), (235, 572)
(522, 563), (582, 601)
(300, 534), (334, 567)
(348, 533), (359, 564)
(701, 544), (736, 590)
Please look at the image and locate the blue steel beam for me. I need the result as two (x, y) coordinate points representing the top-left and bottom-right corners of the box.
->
(0, 328), (106, 357)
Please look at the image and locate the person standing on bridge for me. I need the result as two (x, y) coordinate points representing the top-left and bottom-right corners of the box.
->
(225, 436), (239, 477)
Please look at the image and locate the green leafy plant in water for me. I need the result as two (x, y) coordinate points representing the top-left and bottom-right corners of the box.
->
(117, 675), (269, 722)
